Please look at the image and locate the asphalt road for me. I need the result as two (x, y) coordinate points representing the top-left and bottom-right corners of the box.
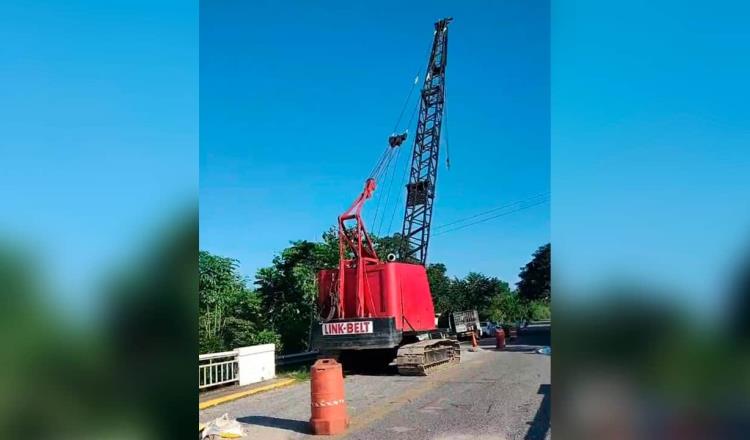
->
(200, 325), (550, 440)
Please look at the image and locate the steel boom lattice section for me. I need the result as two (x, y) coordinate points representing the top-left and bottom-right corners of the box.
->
(400, 17), (451, 265)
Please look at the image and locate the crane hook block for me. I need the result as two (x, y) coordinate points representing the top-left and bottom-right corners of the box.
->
(388, 131), (408, 148)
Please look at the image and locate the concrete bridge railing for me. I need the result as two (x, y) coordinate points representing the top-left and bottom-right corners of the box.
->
(199, 343), (276, 390)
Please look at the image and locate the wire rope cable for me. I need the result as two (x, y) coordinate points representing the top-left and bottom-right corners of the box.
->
(432, 195), (550, 236)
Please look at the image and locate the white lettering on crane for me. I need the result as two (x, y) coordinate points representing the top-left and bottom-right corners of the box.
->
(322, 320), (374, 336)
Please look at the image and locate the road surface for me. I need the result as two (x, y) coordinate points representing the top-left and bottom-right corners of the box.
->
(200, 325), (550, 440)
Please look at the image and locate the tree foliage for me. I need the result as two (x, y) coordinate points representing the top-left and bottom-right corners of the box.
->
(427, 263), (452, 312)
(201, 233), (551, 355)
(453, 272), (511, 319)
(517, 243), (551, 302)
(199, 251), (279, 353)
(255, 240), (330, 354)
(428, 245), (551, 323)
(428, 269), (519, 321)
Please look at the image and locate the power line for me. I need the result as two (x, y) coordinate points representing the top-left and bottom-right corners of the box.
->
(432, 195), (549, 236)
(433, 193), (550, 230)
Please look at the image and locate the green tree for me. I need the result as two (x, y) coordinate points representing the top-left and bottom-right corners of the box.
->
(316, 228), (341, 268)
(255, 240), (332, 353)
(222, 292), (280, 349)
(446, 272), (511, 319)
(427, 263), (452, 312)
(488, 290), (527, 323)
(199, 250), (277, 353)
(199, 252), (244, 352)
(526, 299), (551, 321)
(517, 243), (551, 302)
(373, 233), (409, 260)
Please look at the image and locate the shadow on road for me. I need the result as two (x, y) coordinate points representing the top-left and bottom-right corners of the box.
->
(345, 325), (552, 375)
(503, 345), (545, 353)
(343, 364), (399, 377)
(477, 324), (551, 353)
(237, 415), (310, 434)
(524, 383), (550, 440)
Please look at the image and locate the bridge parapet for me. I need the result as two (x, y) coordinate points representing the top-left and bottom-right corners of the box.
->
(199, 344), (276, 390)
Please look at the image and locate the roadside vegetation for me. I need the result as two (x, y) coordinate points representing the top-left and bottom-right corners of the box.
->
(278, 366), (312, 381)
(199, 230), (550, 354)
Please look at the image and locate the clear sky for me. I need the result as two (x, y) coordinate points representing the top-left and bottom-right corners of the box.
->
(0, 1), (197, 311)
(3, 0), (744, 319)
(200, 0), (550, 285)
(552, 1), (750, 314)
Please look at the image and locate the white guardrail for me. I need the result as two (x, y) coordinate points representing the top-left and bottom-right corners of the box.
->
(199, 344), (276, 390)
(199, 350), (239, 389)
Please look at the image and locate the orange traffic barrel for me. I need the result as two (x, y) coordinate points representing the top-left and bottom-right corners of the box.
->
(310, 358), (349, 435)
(495, 327), (506, 350)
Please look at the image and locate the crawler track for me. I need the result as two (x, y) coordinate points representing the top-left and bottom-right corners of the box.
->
(396, 339), (461, 376)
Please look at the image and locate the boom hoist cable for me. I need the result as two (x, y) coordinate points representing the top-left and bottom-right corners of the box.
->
(374, 41), (449, 237)
(370, 75), (425, 230)
(369, 32), (439, 231)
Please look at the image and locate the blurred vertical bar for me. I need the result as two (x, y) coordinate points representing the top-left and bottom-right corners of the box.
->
(0, 1), (197, 438)
(553, 0), (750, 438)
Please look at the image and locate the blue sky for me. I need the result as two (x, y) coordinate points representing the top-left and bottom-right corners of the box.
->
(552, 1), (750, 312)
(0, 1), (197, 310)
(200, 0), (550, 284)
(3, 0), (745, 319)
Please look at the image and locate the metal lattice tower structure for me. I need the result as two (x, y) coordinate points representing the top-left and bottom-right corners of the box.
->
(400, 17), (451, 265)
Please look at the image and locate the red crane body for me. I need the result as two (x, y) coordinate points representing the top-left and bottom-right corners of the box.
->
(318, 262), (436, 332)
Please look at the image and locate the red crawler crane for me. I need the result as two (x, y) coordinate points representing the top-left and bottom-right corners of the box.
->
(312, 18), (459, 375)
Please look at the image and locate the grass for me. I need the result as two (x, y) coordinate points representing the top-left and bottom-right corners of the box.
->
(279, 366), (311, 381)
